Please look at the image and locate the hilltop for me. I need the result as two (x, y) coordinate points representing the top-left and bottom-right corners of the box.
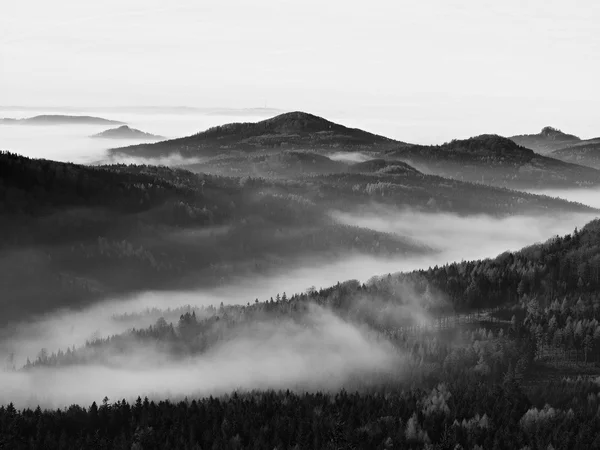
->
(109, 111), (400, 158)
(91, 125), (165, 140)
(386, 134), (600, 189)
(510, 126), (581, 154)
(0, 115), (124, 126)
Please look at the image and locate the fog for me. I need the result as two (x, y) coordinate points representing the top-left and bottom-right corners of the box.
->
(0, 108), (277, 164)
(0, 305), (402, 408)
(330, 207), (598, 261)
(1, 205), (596, 378)
(527, 188), (600, 210)
(328, 152), (373, 163)
(101, 153), (210, 167)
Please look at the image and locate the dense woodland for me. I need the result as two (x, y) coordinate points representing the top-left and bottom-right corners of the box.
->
(5, 219), (600, 448)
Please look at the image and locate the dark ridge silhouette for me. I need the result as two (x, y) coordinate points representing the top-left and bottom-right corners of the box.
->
(510, 126), (581, 154)
(109, 111), (402, 158)
(0, 115), (125, 125)
(91, 125), (165, 140)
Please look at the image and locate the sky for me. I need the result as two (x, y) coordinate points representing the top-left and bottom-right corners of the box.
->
(2, 0), (600, 142)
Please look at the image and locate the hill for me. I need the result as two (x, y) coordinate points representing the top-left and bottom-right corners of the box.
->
(91, 125), (165, 140)
(386, 134), (600, 189)
(109, 111), (401, 158)
(348, 158), (422, 175)
(7, 218), (600, 449)
(0, 115), (124, 125)
(510, 126), (581, 154)
(0, 151), (427, 323)
(183, 150), (348, 177)
(550, 141), (600, 170)
(1, 151), (595, 323)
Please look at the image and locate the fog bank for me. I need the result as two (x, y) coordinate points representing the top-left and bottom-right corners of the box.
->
(0, 305), (401, 408)
(1, 207), (597, 407)
(526, 188), (600, 210)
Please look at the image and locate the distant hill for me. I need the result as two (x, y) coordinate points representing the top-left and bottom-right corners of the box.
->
(509, 126), (581, 154)
(109, 111), (401, 158)
(386, 134), (600, 190)
(348, 158), (421, 175)
(0, 115), (124, 126)
(551, 140), (600, 170)
(184, 150), (348, 178)
(91, 125), (165, 140)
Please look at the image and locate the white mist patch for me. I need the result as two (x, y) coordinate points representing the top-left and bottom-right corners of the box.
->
(0, 305), (401, 409)
(328, 152), (373, 163)
(0, 109), (274, 164)
(330, 207), (599, 263)
(1, 256), (422, 366)
(3, 208), (597, 366)
(527, 188), (600, 210)
(100, 153), (209, 167)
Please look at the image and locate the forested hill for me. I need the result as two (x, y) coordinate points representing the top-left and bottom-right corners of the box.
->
(510, 126), (582, 154)
(90, 125), (165, 140)
(394, 218), (600, 313)
(0, 151), (430, 322)
(0, 115), (124, 126)
(14, 216), (600, 450)
(1, 150), (597, 323)
(108, 111), (401, 158)
(551, 141), (600, 170)
(386, 134), (600, 189)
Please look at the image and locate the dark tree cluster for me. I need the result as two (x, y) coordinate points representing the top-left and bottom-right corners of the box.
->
(2, 381), (599, 450)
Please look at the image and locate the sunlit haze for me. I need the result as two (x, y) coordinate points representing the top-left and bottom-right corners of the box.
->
(2, 0), (600, 143)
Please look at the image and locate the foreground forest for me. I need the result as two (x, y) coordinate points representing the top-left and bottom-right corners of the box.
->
(4, 215), (600, 448)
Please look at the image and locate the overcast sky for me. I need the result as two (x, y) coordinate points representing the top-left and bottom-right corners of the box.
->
(2, 0), (600, 140)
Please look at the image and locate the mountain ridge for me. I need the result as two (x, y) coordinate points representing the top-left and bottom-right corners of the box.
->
(91, 125), (165, 140)
(385, 134), (600, 189)
(510, 126), (581, 154)
(0, 114), (124, 126)
(109, 111), (401, 158)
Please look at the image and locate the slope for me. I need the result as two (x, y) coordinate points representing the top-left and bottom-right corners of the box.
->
(91, 125), (165, 140)
(0, 115), (124, 126)
(551, 141), (600, 170)
(510, 126), (581, 154)
(109, 111), (400, 158)
(386, 134), (600, 190)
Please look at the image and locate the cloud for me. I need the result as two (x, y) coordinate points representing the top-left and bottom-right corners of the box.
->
(328, 152), (373, 163)
(0, 305), (401, 408)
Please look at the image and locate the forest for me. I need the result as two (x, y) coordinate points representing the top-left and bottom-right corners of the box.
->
(4, 213), (600, 448)
(1, 150), (593, 323)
